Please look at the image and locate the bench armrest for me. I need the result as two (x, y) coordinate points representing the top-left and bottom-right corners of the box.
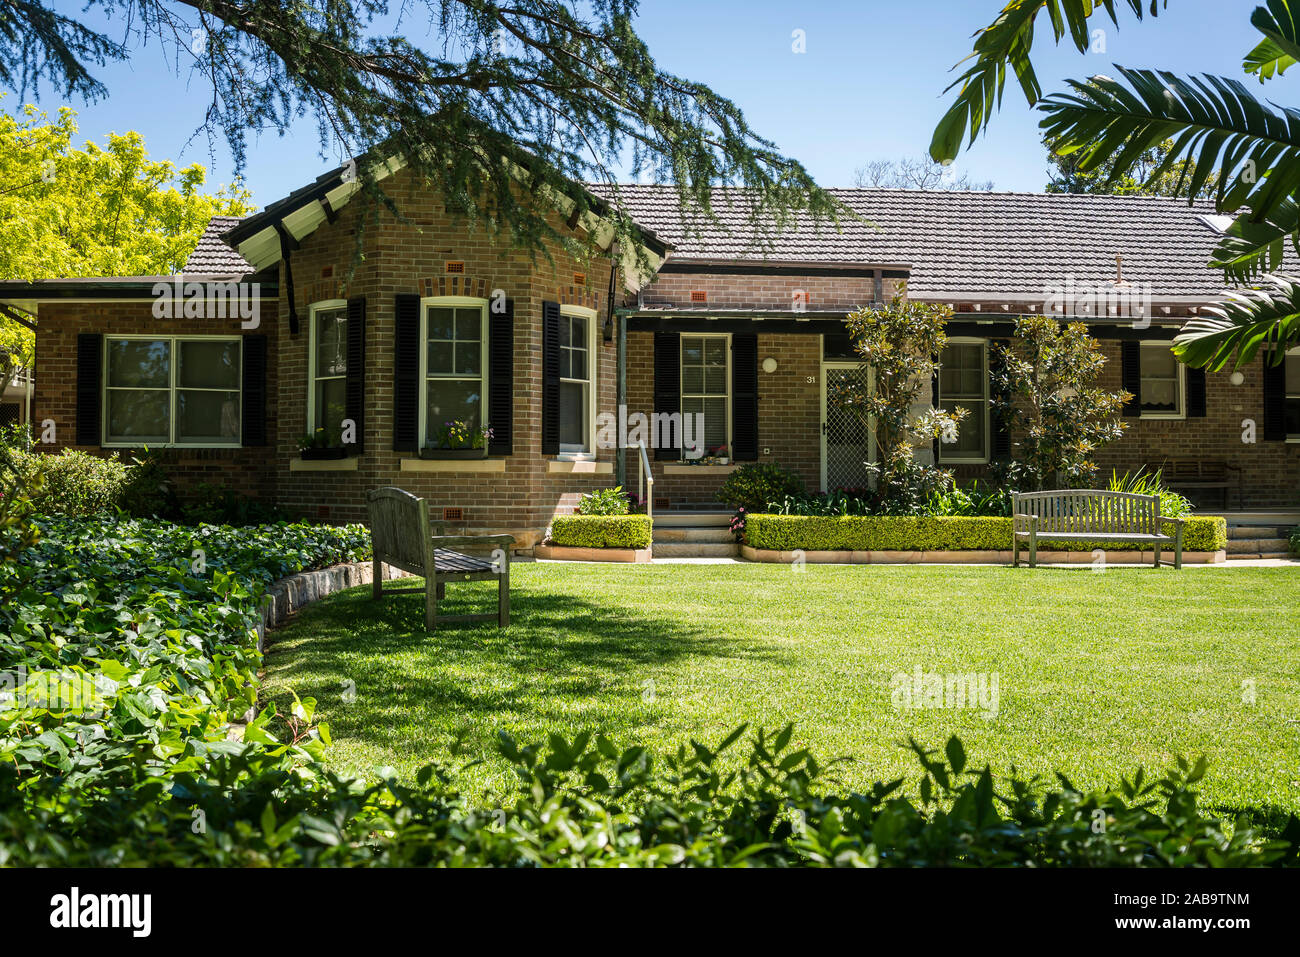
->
(1159, 516), (1187, 527)
(431, 534), (517, 548)
(1013, 513), (1038, 533)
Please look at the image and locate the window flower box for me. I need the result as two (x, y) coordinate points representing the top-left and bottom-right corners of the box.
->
(300, 447), (349, 461)
(418, 446), (489, 460)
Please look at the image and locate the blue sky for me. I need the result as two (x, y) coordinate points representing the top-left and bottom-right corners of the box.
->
(11, 0), (1274, 207)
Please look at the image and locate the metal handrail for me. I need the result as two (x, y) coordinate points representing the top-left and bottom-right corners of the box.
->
(636, 439), (654, 520)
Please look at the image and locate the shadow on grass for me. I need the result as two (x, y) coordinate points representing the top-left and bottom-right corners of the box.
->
(261, 577), (777, 773)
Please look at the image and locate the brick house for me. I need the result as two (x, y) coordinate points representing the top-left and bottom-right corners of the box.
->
(2, 164), (1297, 548)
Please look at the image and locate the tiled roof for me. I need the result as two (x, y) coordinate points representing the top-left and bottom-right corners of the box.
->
(182, 215), (254, 276)
(593, 185), (1253, 301)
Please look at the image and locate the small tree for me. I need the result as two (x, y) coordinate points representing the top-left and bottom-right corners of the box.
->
(829, 297), (965, 513)
(991, 316), (1129, 491)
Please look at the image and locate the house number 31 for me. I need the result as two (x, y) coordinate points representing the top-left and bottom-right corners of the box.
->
(806, 376), (817, 383)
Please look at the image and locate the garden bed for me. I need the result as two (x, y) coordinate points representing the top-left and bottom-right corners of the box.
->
(543, 514), (652, 561)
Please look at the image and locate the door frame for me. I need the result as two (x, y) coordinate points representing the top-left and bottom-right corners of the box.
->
(820, 360), (875, 492)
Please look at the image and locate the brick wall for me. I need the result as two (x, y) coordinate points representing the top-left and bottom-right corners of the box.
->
(640, 269), (904, 312)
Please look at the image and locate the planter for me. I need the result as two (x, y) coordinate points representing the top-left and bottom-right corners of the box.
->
(299, 447), (348, 460)
(419, 447), (489, 460)
(535, 544), (652, 563)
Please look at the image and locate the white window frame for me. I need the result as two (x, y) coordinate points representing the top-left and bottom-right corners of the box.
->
(418, 296), (489, 448)
(306, 299), (348, 434)
(1286, 346), (1300, 443)
(938, 337), (990, 465)
(102, 334), (243, 448)
(680, 332), (732, 456)
(1138, 341), (1186, 420)
(557, 304), (598, 459)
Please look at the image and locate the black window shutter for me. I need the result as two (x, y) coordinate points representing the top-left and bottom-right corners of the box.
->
(393, 294), (420, 452)
(1263, 352), (1287, 441)
(541, 301), (561, 456)
(75, 333), (102, 446)
(345, 296), (366, 453)
(731, 333), (759, 461)
(1121, 341), (1141, 416)
(653, 331), (681, 461)
(488, 299), (514, 455)
(241, 334), (268, 447)
(1186, 366), (1207, 418)
(931, 364), (941, 462)
(990, 339), (1012, 460)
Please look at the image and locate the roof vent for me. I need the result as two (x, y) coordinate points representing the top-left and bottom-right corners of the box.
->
(443, 507), (464, 522)
(1197, 213), (1235, 234)
(445, 261), (465, 274)
(690, 290), (707, 303)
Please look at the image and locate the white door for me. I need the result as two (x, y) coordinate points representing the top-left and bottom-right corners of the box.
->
(820, 362), (874, 492)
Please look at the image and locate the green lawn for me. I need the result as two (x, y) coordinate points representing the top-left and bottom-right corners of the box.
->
(262, 562), (1300, 821)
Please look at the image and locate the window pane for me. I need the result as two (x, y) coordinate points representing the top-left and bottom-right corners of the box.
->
(705, 366), (726, 394)
(425, 379), (482, 439)
(702, 397), (727, 448)
(428, 308), (455, 341)
(1142, 379), (1177, 410)
(568, 345), (587, 381)
(682, 366), (704, 394)
(454, 341), (481, 376)
(107, 390), (169, 442)
(177, 390), (240, 443)
(178, 340), (240, 390)
(427, 340), (454, 375)
(1141, 347), (1176, 377)
(704, 338), (726, 364)
(108, 340), (170, 388)
(314, 377), (347, 433)
(942, 400), (985, 456)
(315, 309), (348, 377)
(455, 309), (481, 341)
(682, 338), (703, 365)
(560, 381), (586, 448)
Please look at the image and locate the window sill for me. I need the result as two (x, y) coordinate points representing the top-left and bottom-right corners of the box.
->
(663, 463), (740, 476)
(401, 457), (506, 473)
(548, 459), (612, 474)
(290, 457), (359, 472)
(940, 458), (989, 466)
(1139, 413), (1186, 421)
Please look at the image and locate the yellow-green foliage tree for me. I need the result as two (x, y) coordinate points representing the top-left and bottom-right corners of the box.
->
(0, 101), (255, 378)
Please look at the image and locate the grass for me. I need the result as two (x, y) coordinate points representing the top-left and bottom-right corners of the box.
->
(262, 562), (1300, 822)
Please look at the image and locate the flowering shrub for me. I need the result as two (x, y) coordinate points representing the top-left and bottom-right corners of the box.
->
(430, 419), (493, 449)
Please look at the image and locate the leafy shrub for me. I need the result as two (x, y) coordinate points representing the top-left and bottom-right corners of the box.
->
(550, 514), (652, 549)
(180, 482), (293, 525)
(716, 463), (806, 513)
(1106, 469), (1194, 518)
(19, 448), (131, 516)
(115, 449), (182, 521)
(743, 514), (1227, 553)
(576, 485), (630, 516)
(926, 482), (1012, 517)
(1291, 526), (1300, 558)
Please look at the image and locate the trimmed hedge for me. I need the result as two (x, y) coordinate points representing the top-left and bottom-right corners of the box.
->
(550, 514), (652, 549)
(744, 514), (1228, 553)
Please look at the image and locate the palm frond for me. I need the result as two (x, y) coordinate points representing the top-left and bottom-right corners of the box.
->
(1040, 67), (1300, 221)
(1244, 0), (1300, 81)
(931, 0), (1164, 163)
(1173, 274), (1300, 370)
(1209, 200), (1300, 280)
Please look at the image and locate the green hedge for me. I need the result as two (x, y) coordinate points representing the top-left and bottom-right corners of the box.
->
(550, 514), (652, 549)
(744, 515), (1228, 553)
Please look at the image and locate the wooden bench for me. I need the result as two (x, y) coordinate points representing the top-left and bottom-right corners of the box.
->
(1012, 489), (1185, 569)
(1160, 459), (1240, 511)
(367, 487), (515, 630)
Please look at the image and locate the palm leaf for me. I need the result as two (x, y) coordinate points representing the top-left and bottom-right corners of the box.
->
(1244, 0), (1300, 81)
(1040, 68), (1300, 224)
(1209, 199), (1300, 280)
(1173, 274), (1300, 370)
(931, 0), (1164, 163)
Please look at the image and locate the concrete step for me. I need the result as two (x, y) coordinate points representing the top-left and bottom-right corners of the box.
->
(1227, 525), (1283, 539)
(1227, 537), (1290, 553)
(1227, 551), (1293, 561)
(653, 526), (735, 544)
(652, 541), (740, 558)
(653, 510), (733, 528)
